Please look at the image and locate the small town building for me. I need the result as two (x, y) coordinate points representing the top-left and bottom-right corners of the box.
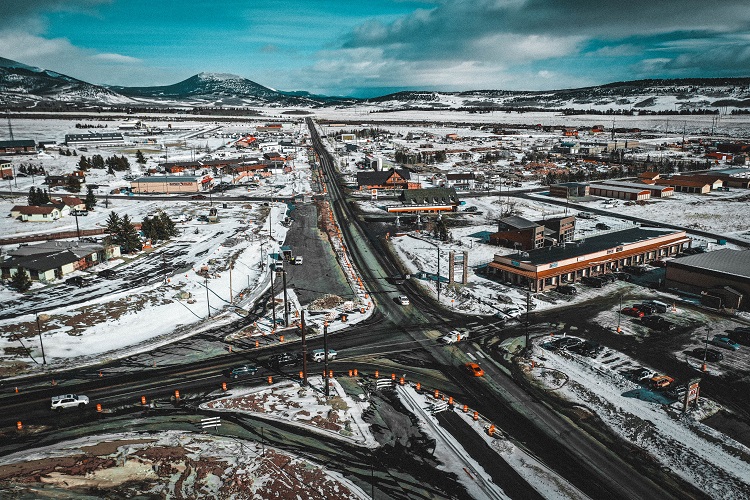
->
(131, 175), (209, 194)
(488, 228), (690, 292)
(0, 140), (36, 154)
(654, 178), (711, 194)
(0, 240), (120, 282)
(549, 182), (590, 198)
(357, 168), (418, 190)
(445, 173), (476, 190)
(64, 132), (125, 146)
(387, 187), (459, 213)
(10, 205), (62, 222)
(589, 184), (651, 201)
(665, 249), (750, 310)
(490, 215), (576, 250)
(598, 180), (674, 198)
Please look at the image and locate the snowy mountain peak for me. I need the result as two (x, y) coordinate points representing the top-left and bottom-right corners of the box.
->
(196, 72), (245, 82)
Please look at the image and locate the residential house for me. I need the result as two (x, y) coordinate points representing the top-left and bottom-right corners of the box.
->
(0, 240), (120, 283)
(387, 187), (459, 213)
(445, 173), (476, 190)
(10, 205), (62, 222)
(357, 168), (418, 190)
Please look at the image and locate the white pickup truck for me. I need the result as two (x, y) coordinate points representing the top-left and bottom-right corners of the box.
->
(51, 394), (89, 410)
(440, 329), (469, 345)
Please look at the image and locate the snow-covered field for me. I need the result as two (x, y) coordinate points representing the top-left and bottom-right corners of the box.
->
(527, 336), (750, 498)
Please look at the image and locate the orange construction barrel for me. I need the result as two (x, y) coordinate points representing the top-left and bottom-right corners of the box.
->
(267, 376), (273, 384)
(141, 396), (147, 405)
(174, 390), (180, 400)
(473, 411), (479, 421)
(221, 382), (227, 391)
(16, 421), (22, 431)
(96, 403), (102, 413)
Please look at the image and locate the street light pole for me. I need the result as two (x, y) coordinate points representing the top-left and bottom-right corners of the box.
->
(617, 293), (622, 333)
(36, 313), (46, 365)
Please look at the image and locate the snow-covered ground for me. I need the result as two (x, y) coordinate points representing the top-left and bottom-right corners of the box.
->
(0, 430), (369, 499)
(527, 336), (750, 498)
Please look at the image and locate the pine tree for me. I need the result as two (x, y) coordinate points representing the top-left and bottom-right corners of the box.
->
(159, 211), (179, 238)
(84, 186), (97, 211)
(104, 212), (122, 246)
(41, 189), (50, 204)
(10, 269), (32, 292)
(135, 150), (146, 164)
(27, 187), (38, 206)
(66, 176), (82, 193)
(119, 214), (142, 254)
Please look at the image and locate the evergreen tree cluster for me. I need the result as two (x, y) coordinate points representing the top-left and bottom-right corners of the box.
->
(18, 163), (45, 176)
(105, 212), (142, 254)
(59, 149), (77, 156)
(27, 187), (51, 206)
(78, 154), (129, 172)
(135, 150), (147, 164)
(394, 149), (447, 165)
(66, 176), (82, 193)
(141, 211), (179, 243)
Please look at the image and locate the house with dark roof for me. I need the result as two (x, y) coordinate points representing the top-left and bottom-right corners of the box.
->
(666, 249), (750, 310)
(445, 172), (476, 190)
(1, 240), (120, 282)
(357, 168), (417, 190)
(9, 205), (61, 222)
(387, 187), (459, 213)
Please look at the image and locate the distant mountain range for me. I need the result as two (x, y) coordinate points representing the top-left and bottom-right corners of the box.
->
(1, 56), (749, 112)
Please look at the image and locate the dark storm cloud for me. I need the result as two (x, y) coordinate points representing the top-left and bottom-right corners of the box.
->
(343, 0), (750, 63)
(0, 0), (110, 28)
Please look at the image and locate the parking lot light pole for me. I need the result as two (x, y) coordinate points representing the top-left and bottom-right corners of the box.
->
(205, 275), (210, 318)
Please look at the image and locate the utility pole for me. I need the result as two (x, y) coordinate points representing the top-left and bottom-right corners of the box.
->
(282, 270), (289, 326)
(36, 313), (46, 365)
(301, 310), (308, 385)
(617, 293), (622, 333)
(436, 246), (441, 303)
(73, 212), (81, 240)
(205, 275), (210, 318)
(323, 321), (330, 397)
(229, 261), (233, 305)
(525, 288), (531, 354)
(702, 325), (710, 372)
(270, 269), (276, 327)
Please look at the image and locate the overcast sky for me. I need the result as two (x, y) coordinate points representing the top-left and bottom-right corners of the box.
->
(1, 0), (749, 97)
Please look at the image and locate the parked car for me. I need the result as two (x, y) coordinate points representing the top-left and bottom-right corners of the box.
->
(730, 328), (750, 345)
(191, 194), (207, 200)
(688, 348), (724, 362)
(65, 276), (87, 287)
(397, 295), (410, 306)
(310, 349), (337, 362)
(464, 362), (484, 377)
(569, 340), (603, 357)
(268, 352), (301, 368)
(632, 303), (656, 315)
(613, 272), (632, 282)
(293, 256), (303, 265)
(98, 269), (116, 279)
(621, 307), (645, 318)
(553, 337), (583, 350)
(708, 335), (740, 351)
(641, 316), (675, 331)
(595, 223), (611, 230)
(643, 300), (669, 313)
(227, 365), (259, 379)
(623, 265), (648, 275)
(650, 374), (674, 389)
(628, 367), (655, 382)
(51, 394), (89, 410)
(502, 307), (524, 318)
(556, 284), (577, 295)
(581, 276), (604, 287)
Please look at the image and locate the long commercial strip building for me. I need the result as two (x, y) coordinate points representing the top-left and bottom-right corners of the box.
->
(488, 227), (690, 292)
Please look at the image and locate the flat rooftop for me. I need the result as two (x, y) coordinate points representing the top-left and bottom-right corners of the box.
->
(669, 249), (750, 280)
(503, 227), (680, 265)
